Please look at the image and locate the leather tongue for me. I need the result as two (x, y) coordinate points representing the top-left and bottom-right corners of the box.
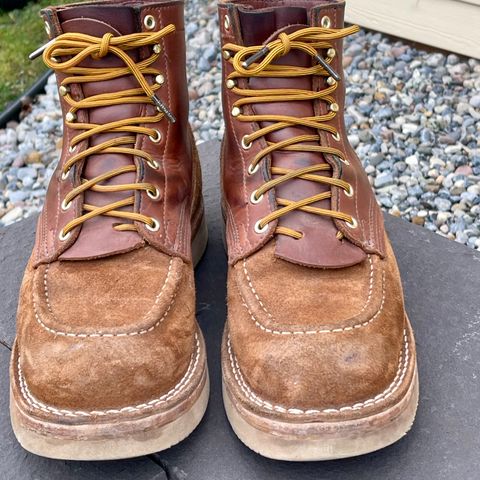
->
(238, 7), (308, 46)
(56, 6), (145, 260)
(237, 8), (366, 268)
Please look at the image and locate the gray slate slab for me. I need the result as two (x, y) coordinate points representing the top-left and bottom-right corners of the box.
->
(1, 140), (479, 479)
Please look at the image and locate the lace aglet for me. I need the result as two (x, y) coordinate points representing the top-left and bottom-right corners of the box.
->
(315, 54), (340, 82)
(242, 46), (269, 68)
(29, 39), (56, 61)
(152, 95), (176, 123)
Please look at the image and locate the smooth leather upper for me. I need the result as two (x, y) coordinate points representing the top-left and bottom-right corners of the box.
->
(219, 0), (385, 268)
(35, 0), (195, 264)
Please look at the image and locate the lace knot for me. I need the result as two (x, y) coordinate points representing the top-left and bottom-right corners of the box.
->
(278, 32), (291, 55)
(94, 33), (114, 59)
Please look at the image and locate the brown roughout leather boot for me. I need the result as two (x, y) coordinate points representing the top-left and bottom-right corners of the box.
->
(219, 0), (418, 460)
(10, 0), (209, 460)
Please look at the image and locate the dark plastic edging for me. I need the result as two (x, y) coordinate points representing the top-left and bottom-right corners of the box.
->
(0, 69), (53, 129)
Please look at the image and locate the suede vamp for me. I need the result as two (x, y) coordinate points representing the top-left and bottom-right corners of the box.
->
(225, 236), (416, 419)
(15, 247), (198, 413)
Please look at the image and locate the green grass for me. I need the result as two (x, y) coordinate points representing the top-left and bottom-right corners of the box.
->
(0, 0), (74, 112)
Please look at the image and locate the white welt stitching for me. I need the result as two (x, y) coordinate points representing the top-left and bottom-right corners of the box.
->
(37, 259), (176, 337)
(241, 255), (376, 334)
(17, 335), (201, 418)
(227, 330), (409, 415)
(239, 265), (385, 335)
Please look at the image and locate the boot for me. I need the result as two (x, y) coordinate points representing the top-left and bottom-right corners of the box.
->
(219, 0), (418, 460)
(10, 0), (208, 460)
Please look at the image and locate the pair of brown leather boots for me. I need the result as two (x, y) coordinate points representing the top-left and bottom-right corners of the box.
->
(10, 0), (418, 462)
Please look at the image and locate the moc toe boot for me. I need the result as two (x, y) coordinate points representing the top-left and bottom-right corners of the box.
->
(10, 0), (209, 460)
(219, 0), (418, 461)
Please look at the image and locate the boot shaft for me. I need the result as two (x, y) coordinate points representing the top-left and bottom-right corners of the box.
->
(219, 0), (386, 268)
(34, 1), (197, 264)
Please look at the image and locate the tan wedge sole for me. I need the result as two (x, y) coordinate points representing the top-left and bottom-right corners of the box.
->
(223, 368), (418, 461)
(11, 369), (209, 461)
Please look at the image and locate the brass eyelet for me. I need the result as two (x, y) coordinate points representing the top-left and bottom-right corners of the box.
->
(330, 103), (339, 112)
(226, 79), (236, 89)
(321, 16), (331, 28)
(327, 48), (336, 58)
(144, 15), (156, 30)
(241, 135), (252, 150)
(61, 169), (70, 180)
(250, 190), (263, 204)
(153, 44), (162, 54)
(59, 85), (70, 96)
(58, 229), (71, 241)
(346, 217), (358, 229)
(332, 132), (341, 141)
(68, 145), (76, 153)
(231, 106), (241, 117)
(61, 198), (72, 211)
(155, 74), (165, 86)
(147, 187), (160, 200)
(254, 219), (268, 234)
(224, 15), (231, 30)
(247, 163), (259, 175)
(327, 76), (336, 86)
(344, 185), (354, 197)
(65, 111), (77, 122)
(149, 129), (162, 143)
(222, 50), (232, 60)
(146, 218), (160, 232)
(147, 159), (160, 170)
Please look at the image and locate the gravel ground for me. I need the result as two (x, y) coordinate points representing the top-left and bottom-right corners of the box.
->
(0, 0), (479, 250)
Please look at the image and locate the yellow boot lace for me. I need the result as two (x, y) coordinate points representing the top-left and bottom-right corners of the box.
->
(42, 26), (176, 240)
(223, 25), (360, 239)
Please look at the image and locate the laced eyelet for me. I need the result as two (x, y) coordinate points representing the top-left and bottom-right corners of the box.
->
(327, 48), (336, 58)
(321, 16), (331, 28)
(329, 103), (339, 112)
(59, 85), (70, 96)
(344, 185), (354, 197)
(144, 15), (156, 30)
(226, 79), (236, 89)
(147, 159), (160, 169)
(326, 76), (336, 86)
(58, 229), (71, 241)
(247, 163), (259, 175)
(68, 144), (76, 153)
(346, 217), (358, 229)
(146, 218), (160, 232)
(61, 169), (70, 180)
(147, 187), (160, 200)
(241, 135), (252, 150)
(254, 219), (268, 234)
(155, 74), (165, 86)
(222, 50), (231, 60)
(231, 106), (241, 117)
(149, 129), (162, 143)
(65, 111), (77, 122)
(61, 198), (72, 211)
(224, 15), (231, 30)
(332, 132), (341, 141)
(250, 190), (263, 204)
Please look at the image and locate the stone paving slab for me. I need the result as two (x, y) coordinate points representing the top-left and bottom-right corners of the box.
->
(1, 140), (479, 479)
